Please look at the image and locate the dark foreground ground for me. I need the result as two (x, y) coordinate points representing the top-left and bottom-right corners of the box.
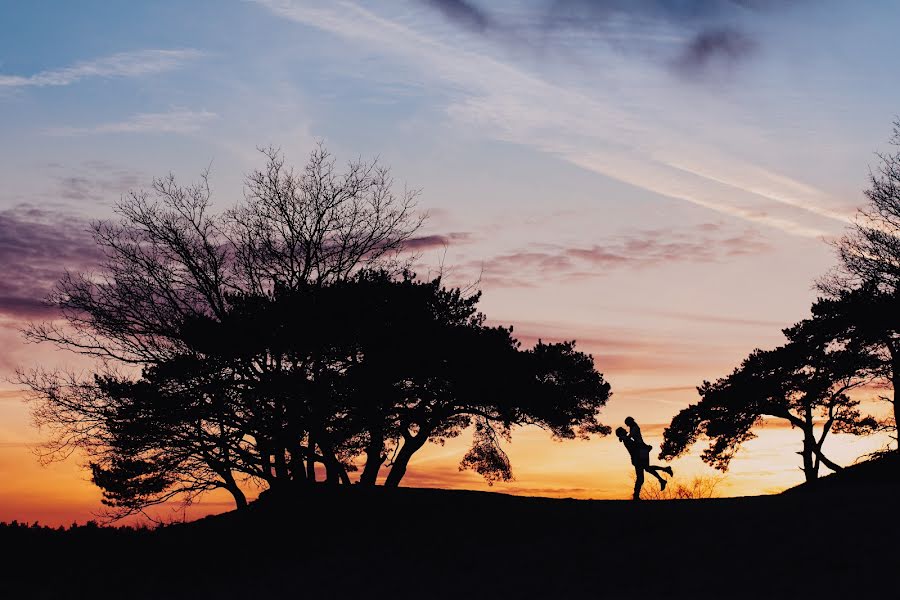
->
(3, 456), (899, 599)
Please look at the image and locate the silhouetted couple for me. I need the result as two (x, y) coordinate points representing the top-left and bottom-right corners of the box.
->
(617, 416), (673, 500)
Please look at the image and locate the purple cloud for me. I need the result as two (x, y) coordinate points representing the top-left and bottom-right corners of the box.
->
(673, 27), (757, 76)
(469, 223), (770, 287)
(0, 205), (100, 319)
(423, 0), (493, 32)
(404, 232), (473, 251)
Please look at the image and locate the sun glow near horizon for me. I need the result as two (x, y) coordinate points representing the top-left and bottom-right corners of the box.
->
(1, 380), (892, 527)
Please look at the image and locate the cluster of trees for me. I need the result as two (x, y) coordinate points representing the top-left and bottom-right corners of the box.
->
(661, 121), (900, 481)
(21, 146), (612, 517)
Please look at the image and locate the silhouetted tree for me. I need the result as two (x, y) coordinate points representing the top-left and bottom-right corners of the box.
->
(829, 120), (900, 292)
(20, 142), (613, 513)
(29, 270), (612, 513)
(227, 146), (422, 293)
(820, 119), (900, 448)
(24, 362), (253, 519)
(807, 288), (898, 448)
(20, 144), (423, 514)
(660, 315), (881, 482)
(24, 143), (422, 365)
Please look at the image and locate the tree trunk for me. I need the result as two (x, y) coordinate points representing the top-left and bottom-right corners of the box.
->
(812, 414), (841, 474)
(257, 440), (276, 487)
(324, 460), (339, 484)
(337, 465), (350, 485)
(800, 419), (818, 483)
(812, 447), (844, 473)
(306, 435), (317, 483)
(318, 437), (351, 486)
(801, 442), (817, 483)
(273, 447), (289, 482)
(384, 430), (428, 488)
(891, 343), (900, 452)
(289, 441), (307, 484)
(359, 426), (384, 486)
(305, 425), (350, 486)
(223, 478), (248, 511)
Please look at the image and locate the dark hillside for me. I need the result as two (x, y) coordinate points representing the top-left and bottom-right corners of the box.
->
(783, 453), (900, 495)
(3, 485), (897, 599)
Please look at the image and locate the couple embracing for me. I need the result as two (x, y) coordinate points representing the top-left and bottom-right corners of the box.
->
(616, 417), (673, 500)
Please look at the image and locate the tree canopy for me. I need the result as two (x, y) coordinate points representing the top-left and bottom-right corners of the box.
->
(820, 119), (900, 447)
(660, 314), (881, 482)
(26, 271), (611, 517)
(25, 144), (423, 365)
(21, 147), (611, 518)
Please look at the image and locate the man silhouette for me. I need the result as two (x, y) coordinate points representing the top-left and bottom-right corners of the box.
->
(616, 424), (673, 500)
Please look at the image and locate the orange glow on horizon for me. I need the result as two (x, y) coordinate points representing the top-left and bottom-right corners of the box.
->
(1, 400), (891, 527)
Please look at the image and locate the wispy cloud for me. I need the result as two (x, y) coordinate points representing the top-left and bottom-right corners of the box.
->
(48, 161), (145, 202)
(404, 232), (473, 250)
(252, 1), (848, 238)
(0, 49), (204, 88)
(616, 385), (698, 396)
(505, 318), (743, 376)
(462, 223), (771, 287)
(44, 109), (218, 136)
(495, 315), (773, 380)
(34, 159), (148, 204)
(615, 308), (787, 328)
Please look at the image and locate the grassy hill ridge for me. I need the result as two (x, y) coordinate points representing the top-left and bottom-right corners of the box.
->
(3, 474), (898, 599)
(783, 452), (900, 494)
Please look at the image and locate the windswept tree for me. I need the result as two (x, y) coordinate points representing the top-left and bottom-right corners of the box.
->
(20, 144), (421, 516)
(820, 119), (900, 448)
(20, 147), (612, 517)
(42, 271), (611, 517)
(660, 315), (881, 483)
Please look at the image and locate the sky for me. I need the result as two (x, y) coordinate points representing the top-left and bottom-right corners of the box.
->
(1, 0), (899, 525)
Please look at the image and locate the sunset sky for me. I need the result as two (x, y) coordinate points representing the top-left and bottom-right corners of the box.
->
(2, 0), (899, 525)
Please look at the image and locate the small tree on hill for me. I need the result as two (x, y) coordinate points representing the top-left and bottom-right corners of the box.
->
(660, 315), (881, 483)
